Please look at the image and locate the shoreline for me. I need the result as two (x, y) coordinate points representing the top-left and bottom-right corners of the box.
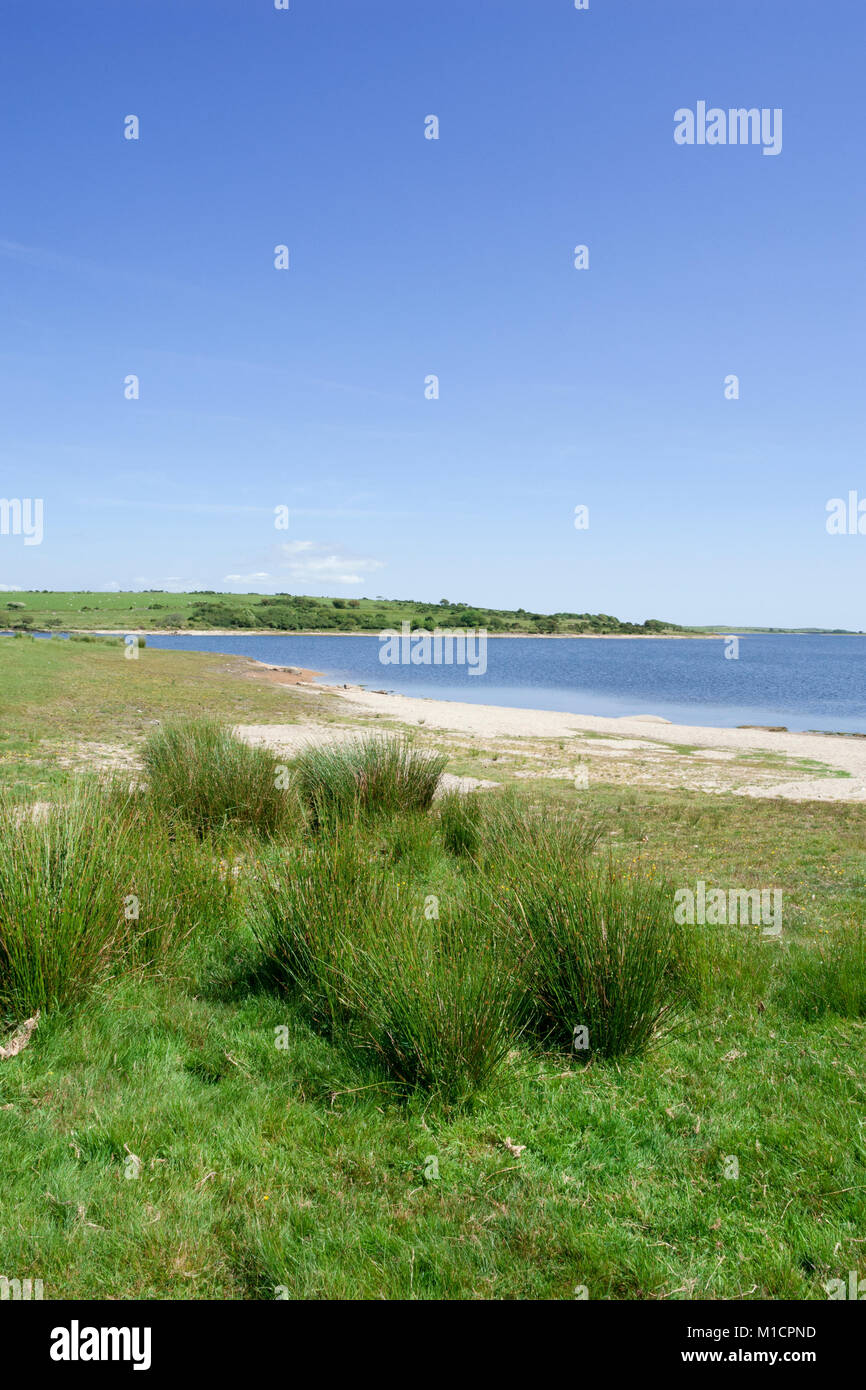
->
(58, 631), (866, 744)
(245, 659), (324, 687)
(314, 684), (866, 795)
(30, 627), (866, 639)
(78, 628), (727, 640)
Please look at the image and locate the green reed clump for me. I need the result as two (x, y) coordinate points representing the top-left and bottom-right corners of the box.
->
(348, 888), (525, 1105)
(373, 810), (443, 875)
(0, 783), (127, 1019)
(507, 850), (679, 1060)
(776, 922), (866, 1020)
(293, 737), (446, 831)
(438, 789), (483, 857)
(143, 717), (298, 838)
(250, 830), (386, 1029)
(250, 825), (525, 1104)
(0, 779), (227, 1020)
(104, 786), (238, 974)
(478, 793), (605, 880)
(456, 795), (679, 1059)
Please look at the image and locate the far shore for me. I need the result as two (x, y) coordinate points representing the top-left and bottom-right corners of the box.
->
(68, 627), (866, 640)
(79, 627), (728, 639)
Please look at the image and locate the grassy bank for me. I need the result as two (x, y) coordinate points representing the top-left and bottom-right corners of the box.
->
(0, 632), (339, 797)
(0, 639), (863, 1300)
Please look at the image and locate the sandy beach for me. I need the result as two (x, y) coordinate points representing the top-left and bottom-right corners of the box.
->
(239, 680), (866, 803)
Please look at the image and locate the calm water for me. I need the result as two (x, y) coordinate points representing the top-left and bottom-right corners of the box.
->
(138, 633), (866, 734)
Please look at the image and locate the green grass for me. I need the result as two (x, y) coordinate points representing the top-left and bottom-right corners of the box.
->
(778, 922), (866, 1021)
(1, 638), (865, 1299)
(0, 633), (340, 797)
(672, 921), (776, 1012)
(0, 968), (862, 1299)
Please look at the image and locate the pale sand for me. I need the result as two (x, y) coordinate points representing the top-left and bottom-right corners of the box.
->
(279, 686), (866, 803)
(235, 723), (499, 796)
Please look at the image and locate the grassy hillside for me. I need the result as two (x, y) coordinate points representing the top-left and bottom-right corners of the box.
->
(1, 591), (695, 635)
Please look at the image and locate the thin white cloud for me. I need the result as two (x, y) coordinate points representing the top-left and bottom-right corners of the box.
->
(82, 497), (413, 522)
(277, 541), (385, 586)
(125, 577), (202, 593)
(0, 584), (23, 591)
(0, 239), (196, 294)
(224, 571), (271, 583)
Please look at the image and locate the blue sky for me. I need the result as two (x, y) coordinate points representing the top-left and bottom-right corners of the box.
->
(1, 0), (864, 626)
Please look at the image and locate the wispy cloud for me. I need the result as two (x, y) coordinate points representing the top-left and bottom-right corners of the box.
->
(81, 497), (416, 521)
(276, 541), (385, 586)
(125, 576), (205, 592)
(82, 498), (273, 517)
(0, 238), (197, 295)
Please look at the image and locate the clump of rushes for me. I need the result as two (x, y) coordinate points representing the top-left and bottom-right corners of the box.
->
(511, 855), (679, 1060)
(250, 829), (525, 1104)
(293, 736), (446, 831)
(438, 789), (483, 858)
(0, 782), (127, 1019)
(479, 794), (604, 880)
(142, 717), (299, 838)
(0, 779), (224, 1020)
(373, 810), (442, 875)
(346, 883), (526, 1105)
(250, 831), (385, 1030)
(108, 789), (238, 974)
(776, 922), (866, 1021)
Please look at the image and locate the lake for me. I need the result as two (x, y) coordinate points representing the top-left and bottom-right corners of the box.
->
(139, 632), (866, 734)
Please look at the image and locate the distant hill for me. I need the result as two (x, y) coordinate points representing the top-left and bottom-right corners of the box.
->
(690, 625), (866, 636)
(4, 593), (860, 636)
(4, 591), (698, 635)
